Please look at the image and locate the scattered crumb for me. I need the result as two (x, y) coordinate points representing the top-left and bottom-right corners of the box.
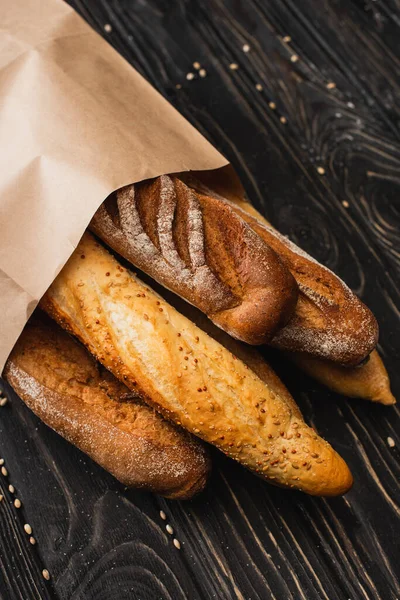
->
(175, 84), (182, 90)
(42, 569), (50, 581)
(326, 82), (336, 89)
(317, 166), (325, 175)
(290, 55), (299, 63)
(193, 61), (201, 69)
(242, 44), (250, 53)
(229, 63), (239, 70)
(173, 538), (181, 549)
(199, 68), (207, 78)
(283, 35), (291, 43)
(280, 116), (287, 124)
(186, 72), (195, 81)
(255, 83), (263, 91)
(160, 510), (167, 520)
(387, 436), (395, 448)
(347, 101), (355, 108)
(342, 200), (350, 208)
(104, 24), (112, 33)
(269, 101), (276, 110)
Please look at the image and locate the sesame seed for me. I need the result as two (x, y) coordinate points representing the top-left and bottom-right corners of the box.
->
(166, 524), (174, 535)
(175, 84), (182, 90)
(186, 72), (195, 81)
(173, 538), (181, 549)
(42, 569), (50, 581)
(242, 44), (250, 53)
(283, 35), (291, 43)
(8, 484), (14, 493)
(317, 166), (325, 175)
(0, 397), (8, 407)
(280, 116), (287, 124)
(199, 69), (207, 78)
(290, 55), (299, 63)
(269, 101), (276, 109)
(0, 459), (4, 465)
(342, 200), (350, 208)
(1, 467), (8, 477)
(29, 536), (36, 545)
(326, 82), (336, 89)
(387, 436), (395, 448)
(24, 524), (32, 535)
(255, 83), (263, 91)
(14, 499), (21, 508)
(347, 101), (355, 108)
(104, 23), (112, 33)
(160, 510), (167, 520)
(193, 61), (201, 69)
(229, 63), (239, 70)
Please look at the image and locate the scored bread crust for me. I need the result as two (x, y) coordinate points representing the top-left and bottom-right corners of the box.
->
(41, 232), (353, 496)
(186, 178), (378, 366)
(4, 314), (210, 499)
(90, 175), (298, 345)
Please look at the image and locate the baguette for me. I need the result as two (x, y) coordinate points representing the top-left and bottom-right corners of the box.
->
(185, 176), (378, 366)
(41, 232), (353, 496)
(90, 175), (298, 345)
(289, 350), (396, 405)
(4, 313), (210, 499)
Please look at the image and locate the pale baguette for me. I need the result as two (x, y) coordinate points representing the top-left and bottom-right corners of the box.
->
(289, 350), (396, 405)
(41, 232), (353, 496)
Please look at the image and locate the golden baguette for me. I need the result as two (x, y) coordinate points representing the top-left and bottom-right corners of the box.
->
(289, 350), (396, 406)
(4, 313), (211, 499)
(41, 232), (353, 496)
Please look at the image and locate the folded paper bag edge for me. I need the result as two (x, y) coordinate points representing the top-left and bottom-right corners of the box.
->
(0, 0), (233, 372)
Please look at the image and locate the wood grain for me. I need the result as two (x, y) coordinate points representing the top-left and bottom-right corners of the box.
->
(1, 0), (399, 598)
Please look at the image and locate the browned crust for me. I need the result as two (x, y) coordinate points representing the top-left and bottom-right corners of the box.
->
(4, 314), (211, 499)
(41, 233), (353, 496)
(90, 175), (298, 345)
(186, 180), (378, 366)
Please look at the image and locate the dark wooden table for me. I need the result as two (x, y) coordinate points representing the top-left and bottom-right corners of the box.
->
(1, 1), (399, 598)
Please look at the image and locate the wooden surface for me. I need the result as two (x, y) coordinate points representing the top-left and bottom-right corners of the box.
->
(1, 0), (400, 598)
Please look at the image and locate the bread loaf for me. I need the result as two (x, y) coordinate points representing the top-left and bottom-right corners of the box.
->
(290, 350), (396, 405)
(90, 175), (298, 345)
(4, 313), (211, 499)
(185, 176), (378, 366)
(41, 232), (353, 496)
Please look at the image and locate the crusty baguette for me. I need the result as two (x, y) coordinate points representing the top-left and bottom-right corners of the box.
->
(184, 176), (378, 366)
(289, 350), (396, 405)
(4, 313), (210, 499)
(90, 175), (298, 345)
(41, 232), (353, 496)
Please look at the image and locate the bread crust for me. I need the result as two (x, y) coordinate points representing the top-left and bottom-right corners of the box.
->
(4, 314), (211, 499)
(41, 233), (352, 496)
(290, 350), (395, 405)
(187, 180), (378, 366)
(90, 175), (298, 345)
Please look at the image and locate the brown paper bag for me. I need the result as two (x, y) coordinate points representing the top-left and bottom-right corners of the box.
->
(0, 0), (232, 370)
